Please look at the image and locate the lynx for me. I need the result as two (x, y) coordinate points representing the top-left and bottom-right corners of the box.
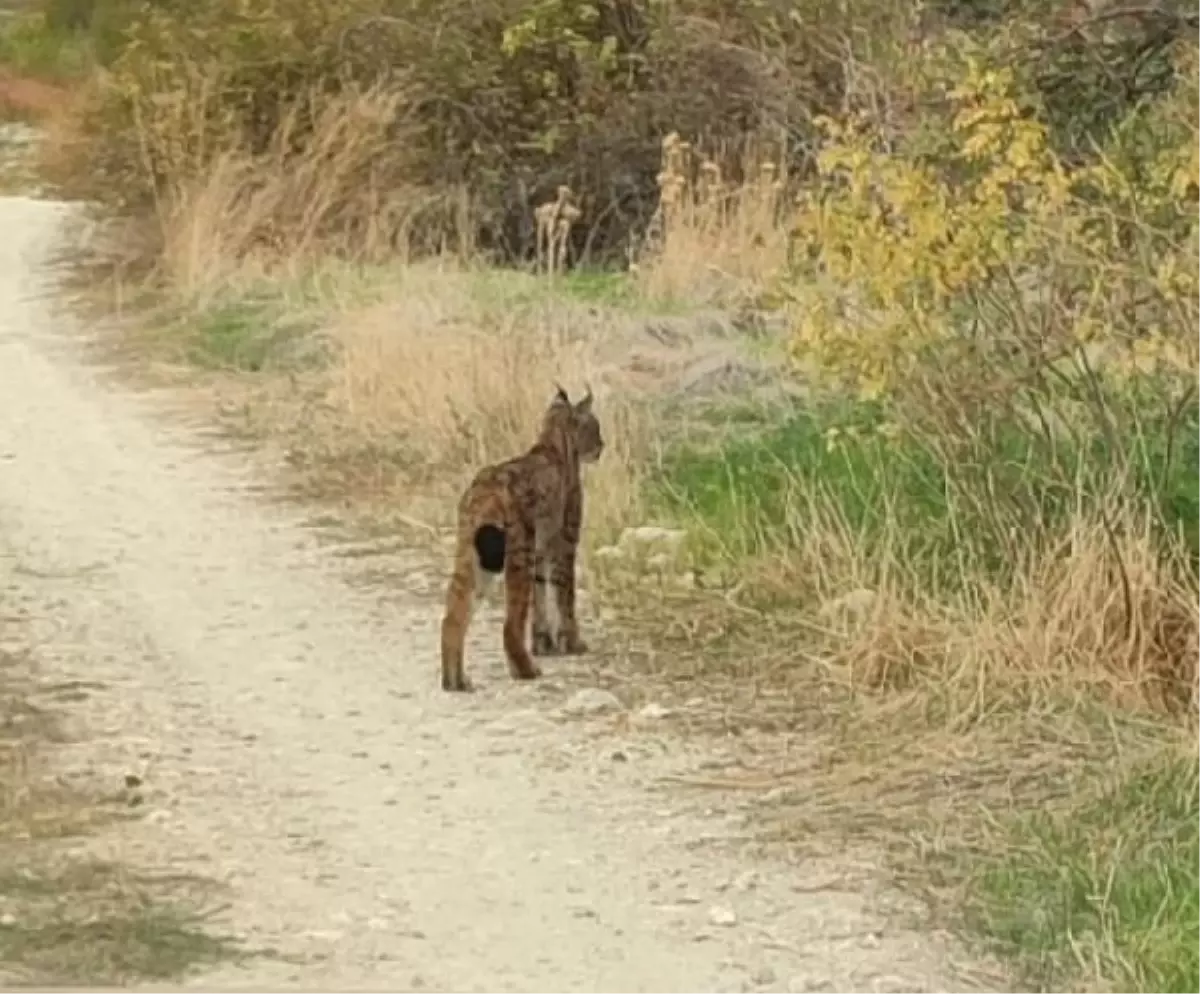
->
(440, 387), (604, 692)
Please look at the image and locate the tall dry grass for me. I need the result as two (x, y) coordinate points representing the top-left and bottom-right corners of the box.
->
(631, 132), (790, 307)
(666, 467), (1198, 727)
(44, 81), (466, 302)
(154, 85), (434, 300)
(319, 269), (651, 543)
(831, 509), (1199, 720)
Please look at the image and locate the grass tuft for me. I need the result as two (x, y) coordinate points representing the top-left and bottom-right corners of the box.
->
(0, 860), (242, 986)
(967, 756), (1199, 993)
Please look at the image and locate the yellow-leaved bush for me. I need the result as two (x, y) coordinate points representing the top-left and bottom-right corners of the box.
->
(787, 35), (1198, 404)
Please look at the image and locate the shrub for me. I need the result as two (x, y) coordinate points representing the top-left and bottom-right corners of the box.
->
(20, 0), (1197, 270)
(39, 0), (867, 265)
(786, 31), (1198, 560)
(644, 26), (1199, 726)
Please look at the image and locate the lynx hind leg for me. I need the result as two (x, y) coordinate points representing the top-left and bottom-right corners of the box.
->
(440, 538), (477, 692)
(502, 524), (541, 681)
(474, 563), (499, 606)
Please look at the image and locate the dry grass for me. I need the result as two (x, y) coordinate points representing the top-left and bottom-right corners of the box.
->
(640, 484), (1198, 730)
(631, 131), (789, 308)
(318, 268), (651, 538)
(42, 81), (457, 297)
(148, 85), (437, 303)
(778, 507), (1200, 722)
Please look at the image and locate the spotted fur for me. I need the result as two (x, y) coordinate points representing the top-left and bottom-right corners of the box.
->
(439, 387), (603, 692)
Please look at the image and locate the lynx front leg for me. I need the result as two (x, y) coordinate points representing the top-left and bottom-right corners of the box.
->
(551, 534), (588, 655)
(544, 482), (588, 655)
(502, 524), (542, 680)
(532, 548), (558, 657)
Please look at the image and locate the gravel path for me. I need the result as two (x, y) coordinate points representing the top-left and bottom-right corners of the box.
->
(0, 195), (956, 993)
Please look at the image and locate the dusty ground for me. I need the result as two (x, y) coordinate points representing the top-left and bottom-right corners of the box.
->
(0, 195), (960, 992)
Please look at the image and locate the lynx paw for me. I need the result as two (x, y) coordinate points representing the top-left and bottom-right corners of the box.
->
(561, 633), (590, 655)
(532, 626), (560, 657)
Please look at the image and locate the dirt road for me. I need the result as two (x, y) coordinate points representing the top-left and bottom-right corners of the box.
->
(0, 196), (955, 992)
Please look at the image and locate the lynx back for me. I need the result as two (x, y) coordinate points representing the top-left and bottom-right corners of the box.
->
(439, 387), (603, 692)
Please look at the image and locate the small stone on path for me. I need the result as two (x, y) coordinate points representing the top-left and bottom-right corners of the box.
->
(563, 688), (622, 716)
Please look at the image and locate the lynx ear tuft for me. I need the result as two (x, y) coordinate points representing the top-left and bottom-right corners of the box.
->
(553, 383), (570, 406)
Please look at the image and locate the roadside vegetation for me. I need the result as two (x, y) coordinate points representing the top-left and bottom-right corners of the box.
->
(0, 0), (1195, 989)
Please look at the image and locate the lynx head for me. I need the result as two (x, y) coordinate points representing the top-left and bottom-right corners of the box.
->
(544, 385), (604, 464)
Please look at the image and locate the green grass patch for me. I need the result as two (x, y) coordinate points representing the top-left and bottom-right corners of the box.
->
(185, 301), (278, 372)
(0, 11), (92, 81)
(654, 389), (1199, 584)
(655, 400), (944, 560)
(173, 297), (324, 373)
(968, 754), (1199, 992)
(0, 859), (245, 986)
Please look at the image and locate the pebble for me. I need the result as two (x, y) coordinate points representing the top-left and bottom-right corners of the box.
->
(563, 688), (621, 716)
(708, 905), (739, 927)
(636, 702), (672, 721)
(761, 785), (799, 805)
(786, 979), (835, 993)
(735, 869), (759, 891)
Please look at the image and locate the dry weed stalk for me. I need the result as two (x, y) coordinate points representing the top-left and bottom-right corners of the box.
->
(534, 185), (581, 279)
(633, 130), (786, 305)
